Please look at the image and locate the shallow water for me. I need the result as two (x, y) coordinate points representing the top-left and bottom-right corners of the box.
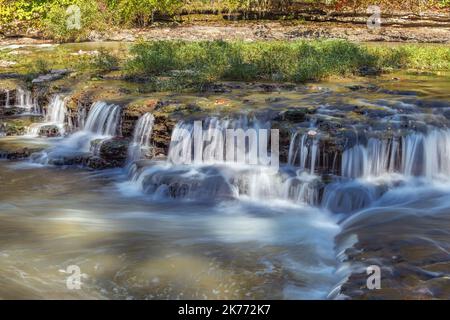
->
(0, 162), (343, 299)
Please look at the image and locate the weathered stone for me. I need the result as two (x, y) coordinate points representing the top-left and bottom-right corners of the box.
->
(38, 124), (61, 137)
(31, 69), (69, 84)
(97, 137), (130, 168)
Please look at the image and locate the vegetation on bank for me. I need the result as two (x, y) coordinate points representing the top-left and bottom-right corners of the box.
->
(2, 40), (448, 92)
(1, 1), (449, 41)
(125, 40), (450, 87)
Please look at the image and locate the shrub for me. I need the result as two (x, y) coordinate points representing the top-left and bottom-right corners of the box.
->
(92, 48), (120, 72)
(44, 0), (107, 42)
(126, 40), (450, 87)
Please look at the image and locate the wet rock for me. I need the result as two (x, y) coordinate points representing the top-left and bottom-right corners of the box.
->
(38, 124), (61, 137)
(358, 66), (380, 76)
(5, 147), (42, 160)
(0, 119), (32, 135)
(85, 156), (112, 170)
(31, 69), (69, 84)
(275, 108), (314, 122)
(346, 84), (379, 92)
(97, 137), (130, 168)
(200, 83), (232, 93)
(353, 106), (395, 118)
(265, 97), (286, 103)
(151, 114), (177, 155)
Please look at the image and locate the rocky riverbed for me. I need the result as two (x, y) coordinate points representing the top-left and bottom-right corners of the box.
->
(0, 39), (450, 299)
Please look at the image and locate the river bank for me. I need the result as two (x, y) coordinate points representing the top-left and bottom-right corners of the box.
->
(1, 20), (450, 45)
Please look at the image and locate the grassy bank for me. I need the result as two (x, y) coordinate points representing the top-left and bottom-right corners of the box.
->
(1, 40), (448, 91)
(125, 40), (450, 87)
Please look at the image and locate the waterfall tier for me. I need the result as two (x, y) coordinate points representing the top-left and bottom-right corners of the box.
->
(127, 113), (155, 163)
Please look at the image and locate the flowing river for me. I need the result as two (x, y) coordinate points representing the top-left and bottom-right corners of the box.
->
(0, 67), (449, 299)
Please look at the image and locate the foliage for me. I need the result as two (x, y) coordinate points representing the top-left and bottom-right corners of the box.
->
(110, 0), (183, 27)
(0, 1), (449, 41)
(34, 58), (51, 74)
(44, 0), (108, 42)
(91, 48), (120, 71)
(126, 40), (450, 86)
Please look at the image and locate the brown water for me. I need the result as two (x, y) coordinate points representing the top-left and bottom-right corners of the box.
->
(0, 162), (341, 299)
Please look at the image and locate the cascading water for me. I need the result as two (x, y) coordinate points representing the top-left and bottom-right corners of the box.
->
(125, 116), (321, 205)
(288, 130), (319, 175)
(2, 75), (449, 300)
(340, 129), (450, 180)
(4, 90), (10, 108)
(127, 113), (154, 164)
(117, 115), (342, 299)
(31, 101), (121, 164)
(83, 101), (121, 136)
(26, 95), (67, 137)
(45, 95), (66, 125)
(321, 128), (450, 214)
(16, 88), (39, 114)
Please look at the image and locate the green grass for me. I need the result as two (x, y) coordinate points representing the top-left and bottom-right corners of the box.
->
(2, 40), (448, 92)
(125, 40), (450, 87)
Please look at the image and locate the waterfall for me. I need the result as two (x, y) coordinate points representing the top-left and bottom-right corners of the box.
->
(340, 130), (450, 180)
(26, 95), (67, 137)
(45, 95), (66, 125)
(124, 116), (319, 205)
(31, 101), (121, 165)
(84, 101), (121, 136)
(288, 130), (319, 174)
(16, 88), (38, 114)
(127, 113), (155, 163)
(5, 90), (10, 108)
(167, 116), (275, 166)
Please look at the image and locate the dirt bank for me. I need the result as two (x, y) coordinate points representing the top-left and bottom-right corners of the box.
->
(89, 21), (450, 43)
(1, 19), (449, 45)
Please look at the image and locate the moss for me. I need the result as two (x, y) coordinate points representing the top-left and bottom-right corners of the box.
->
(0, 118), (35, 136)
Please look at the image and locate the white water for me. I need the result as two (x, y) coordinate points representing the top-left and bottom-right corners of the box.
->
(125, 117), (319, 206)
(341, 129), (450, 180)
(118, 116), (342, 298)
(26, 95), (67, 137)
(127, 113), (154, 163)
(84, 101), (121, 136)
(288, 130), (319, 175)
(15, 88), (39, 114)
(167, 116), (272, 166)
(31, 101), (121, 164)
(4, 90), (10, 108)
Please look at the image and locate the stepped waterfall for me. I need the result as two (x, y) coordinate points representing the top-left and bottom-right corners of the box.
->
(26, 95), (67, 136)
(3, 88), (449, 300)
(31, 101), (121, 164)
